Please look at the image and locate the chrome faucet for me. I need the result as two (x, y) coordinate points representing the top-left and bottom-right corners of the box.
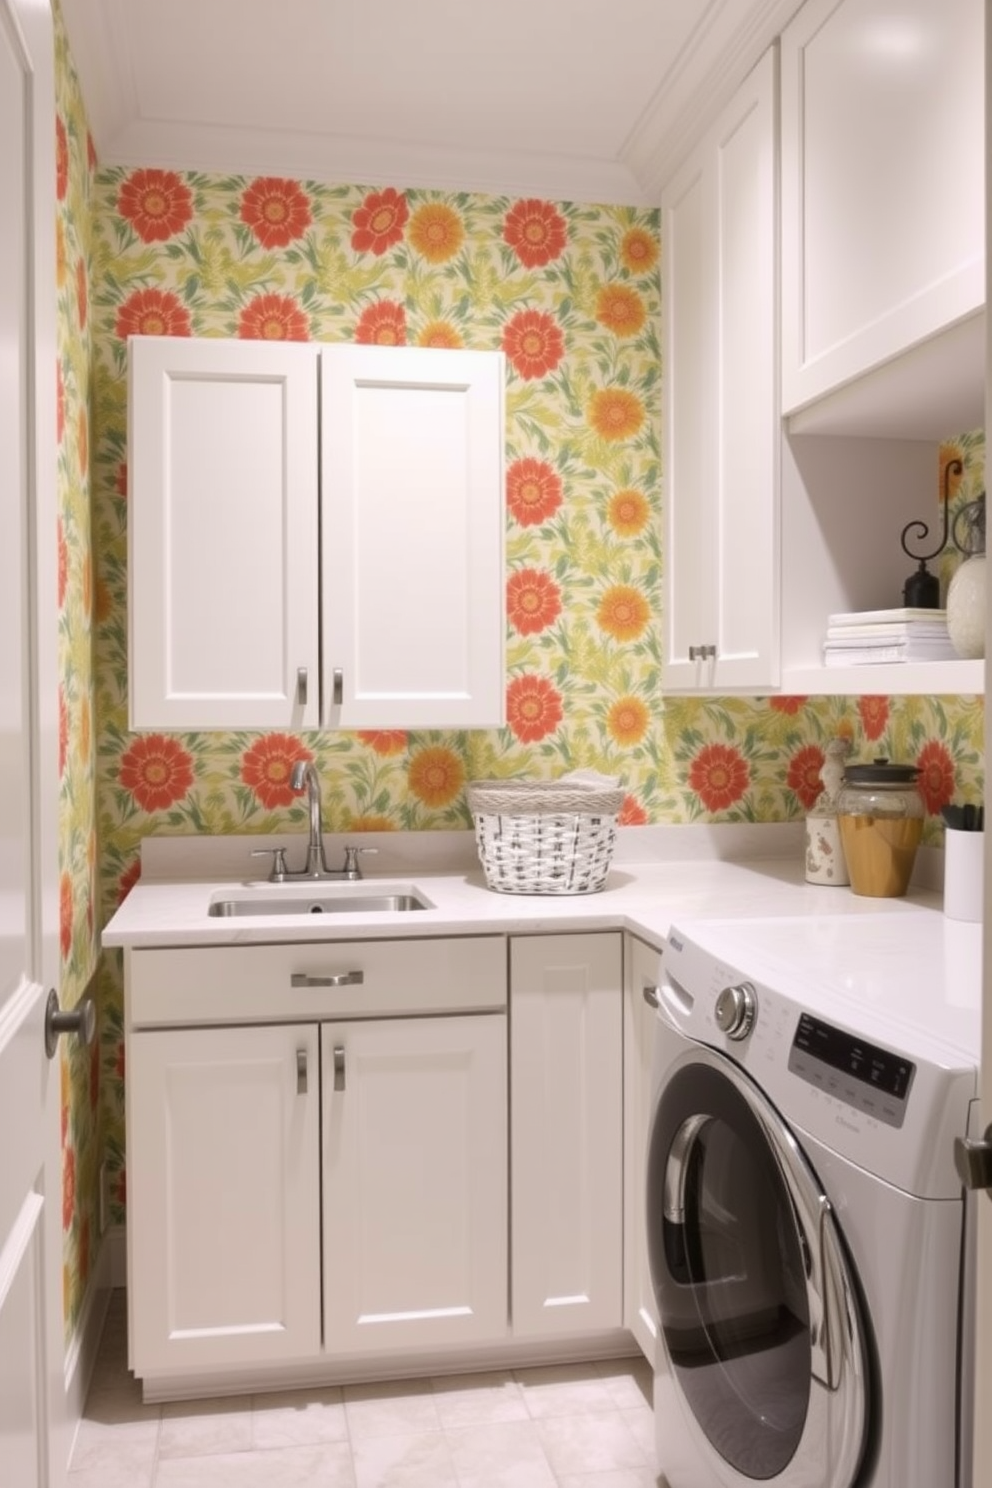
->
(248, 761), (379, 882)
(290, 759), (328, 877)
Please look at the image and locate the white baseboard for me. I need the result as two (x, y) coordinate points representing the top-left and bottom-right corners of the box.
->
(62, 1225), (126, 1467)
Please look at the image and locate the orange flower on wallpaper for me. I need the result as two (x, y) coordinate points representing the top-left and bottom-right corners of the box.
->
(595, 284), (646, 337)
(62, 1145), (75, 1232)
(238, 292), (309, 341)
(506, 457), (563, 527)
(409, 203), (465, 263)
(119, 734), (195, 812)
(608, 488), (649, 537)
(357, 730), (408, 756)
(858, 695), (889, 741)
(56, 115), (68, 201)
(115, 288), (191, 339)
(607, 696), (649, 747)
(787, 744), (825, 811)
(240, 175), (312, 249)
(597, 584), (650, 642)
(347, 815), (398, 832)
(502, 309), (565, 381)
(588, 387), (644, 442)
(618, 794), (648, 826)
(620, 226), (658, 275)
(351, 186), (409, 255)
(118, 858), (141, 904)
(506, 674), (563, 743)
(355, 301), (407, 346)
(503, 198), (567, 268)
(689, 743), (750, 813)
(507, 568), (562, 635)
(240, 734), (311, 810)
(59, 871), (73, 959)
(117, 168), (193, 243)
(418, 320), (463, 349)
(769, 696), (809, 715)
(916, 739), (955, 815)
(408, 746), (465, 807)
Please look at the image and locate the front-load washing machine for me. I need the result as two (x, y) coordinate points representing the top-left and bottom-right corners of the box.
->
(646, 910), (981, 1488)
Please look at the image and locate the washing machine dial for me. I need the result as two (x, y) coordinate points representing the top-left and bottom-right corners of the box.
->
(714, 981), (756, 1040)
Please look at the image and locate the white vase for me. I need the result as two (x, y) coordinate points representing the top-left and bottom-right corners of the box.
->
(946, 555), (987, 660)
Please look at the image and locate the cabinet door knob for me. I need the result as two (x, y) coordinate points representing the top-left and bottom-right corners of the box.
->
(44, 990), (96, 1060)
(296, 1049), (308, 1094)
(291, 971), (364, 988)
(333, 1044), (346, 1092)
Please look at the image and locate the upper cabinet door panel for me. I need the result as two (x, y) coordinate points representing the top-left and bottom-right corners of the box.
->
(128, 336), (320, 731)
(320, 345), (506, 730)
(781, 0), (984, 415)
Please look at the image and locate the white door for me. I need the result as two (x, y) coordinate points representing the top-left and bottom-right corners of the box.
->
(0, 0), (65, 1484)
(127, 336), (320, 730)
(320, 344), (506, 730)
(127, 1024), (322, 1379)
(321, 1014), (507, 1353)
(509, 933), (623, 1337)
(623, 936), (661, 1361)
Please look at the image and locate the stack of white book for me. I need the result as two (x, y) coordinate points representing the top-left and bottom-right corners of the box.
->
(823, 608), (959, 666)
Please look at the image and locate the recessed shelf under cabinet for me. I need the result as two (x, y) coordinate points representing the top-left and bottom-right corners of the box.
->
(780, 659), (984, 698)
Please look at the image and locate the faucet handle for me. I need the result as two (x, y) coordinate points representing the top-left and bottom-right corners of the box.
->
(251, 847), (290, 882)
(342, 845), (377, 878)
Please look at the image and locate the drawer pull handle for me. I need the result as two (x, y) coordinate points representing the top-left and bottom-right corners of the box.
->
(333, 668), (343, 706)
(296, 1049), (308, 1094)
(297, 667), (308, 705)
(291, 971), (364, 988)
(333, 1044), (346, 1092)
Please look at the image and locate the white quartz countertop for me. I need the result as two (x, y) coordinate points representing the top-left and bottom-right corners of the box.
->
(101, 825), (946, 952)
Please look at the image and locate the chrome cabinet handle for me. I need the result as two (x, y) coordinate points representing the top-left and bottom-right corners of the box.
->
(332, 668), (343, 706)
(333, 1045), (346, 1091)
(291, 971), (364, 988)
(642, 983), (660, 1010)
(688, 644), (717, 661)
(296, 1049), (308, 1094)
(297, 667), (308, 705)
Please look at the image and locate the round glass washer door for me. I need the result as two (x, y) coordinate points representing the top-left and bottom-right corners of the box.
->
(647, 1045), (869, 1485)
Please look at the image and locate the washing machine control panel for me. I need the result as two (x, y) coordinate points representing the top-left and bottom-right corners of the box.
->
(788, 1012), (916, 1128)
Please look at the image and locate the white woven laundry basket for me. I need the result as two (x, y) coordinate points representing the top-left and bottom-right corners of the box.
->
(466, 779), (624, 895)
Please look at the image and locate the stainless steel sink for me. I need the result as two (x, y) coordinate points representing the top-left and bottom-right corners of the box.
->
(208, 890), (431, 918)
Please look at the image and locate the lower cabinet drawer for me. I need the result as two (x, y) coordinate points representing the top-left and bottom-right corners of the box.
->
(127, 936), (507, 1026)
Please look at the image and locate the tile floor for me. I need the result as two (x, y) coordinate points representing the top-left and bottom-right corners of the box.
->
(70, 1293), (662, 1487)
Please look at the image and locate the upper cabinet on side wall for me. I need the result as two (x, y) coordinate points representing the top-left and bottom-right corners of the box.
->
(662, 48), (780, 693)
(128, 337), (506, 733)
(780, 0), (985, 437)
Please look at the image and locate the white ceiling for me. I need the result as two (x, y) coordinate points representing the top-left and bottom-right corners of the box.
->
(61, 0), (802, 205)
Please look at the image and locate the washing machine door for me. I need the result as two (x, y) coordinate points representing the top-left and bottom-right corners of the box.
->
(647, 1044), (869, 1487)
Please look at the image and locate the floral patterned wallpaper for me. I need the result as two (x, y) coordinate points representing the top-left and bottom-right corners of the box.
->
(54, 0), (100, 1340)
(52, 3), (985, 1341)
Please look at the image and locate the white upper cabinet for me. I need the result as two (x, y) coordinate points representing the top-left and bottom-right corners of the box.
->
(128, 338), (505, 732)
(128, 337), (321, 731)
(662, 48), (780, 693)
(780, 0), (985, 435)
(321, 345), (505, 730)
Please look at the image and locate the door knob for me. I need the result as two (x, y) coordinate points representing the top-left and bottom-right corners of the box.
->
(44, 989), (96, 1060)
(954, 1126), (992, 1199)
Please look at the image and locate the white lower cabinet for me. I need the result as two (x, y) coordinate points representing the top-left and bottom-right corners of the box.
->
(509, 932), (623, 1338)
(321, 1014), (507, 1353)
(623, 935), (662, 1363)
(127, 1022), (322, 1378)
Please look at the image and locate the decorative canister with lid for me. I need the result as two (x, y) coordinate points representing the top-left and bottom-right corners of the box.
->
(836, 758), (924, 898)
(804, 737), (852, 885)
